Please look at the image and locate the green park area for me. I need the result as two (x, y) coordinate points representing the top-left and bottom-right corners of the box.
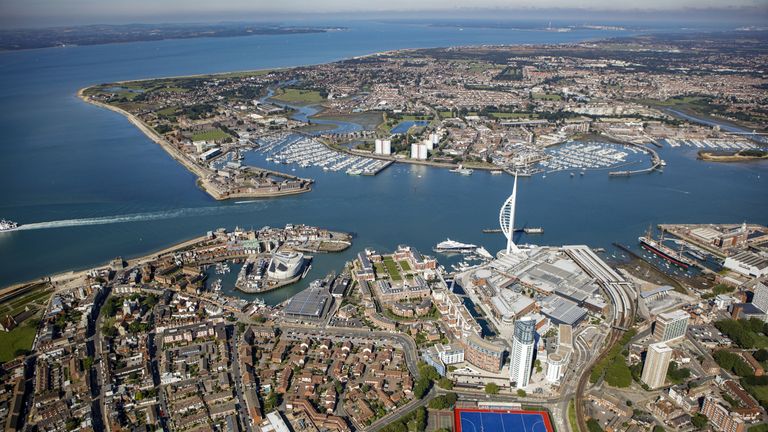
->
(191, 128), (231, 142)
(271, 88), (325, 104)
(0, 324), (38, 362)
(383, 257), (403, 281)
(532, 92), (563, 101)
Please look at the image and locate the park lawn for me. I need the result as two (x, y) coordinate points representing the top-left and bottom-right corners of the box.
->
(272, 88), (325, 104)
(374, 262), (387, 277)
(191, 129), (230, 142)
(532, 92), (563, 101)
(0, 323), (38, 362)
(383, 258), (402, 281)
(156, 106), (179, 116)
(399, 260), (412, 272)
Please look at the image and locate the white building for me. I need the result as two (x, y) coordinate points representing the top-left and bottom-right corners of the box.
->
(266, 251), (305, 280)
(653, 310), (690, 343)
(424, 138), (434, 151)
(410, 143), (427, 160)
(546, 324), (573, 383)
(374, 139), (392, 156)
(509, 316), (536, 388)
(641, 342), (673, 389)
(436, 344), (465, 364)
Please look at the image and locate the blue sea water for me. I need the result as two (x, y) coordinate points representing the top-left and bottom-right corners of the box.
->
(0, 21), (766, 304)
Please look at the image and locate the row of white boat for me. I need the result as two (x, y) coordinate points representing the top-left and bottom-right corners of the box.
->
(257, 133), (390, 175)
(541, 142), (634, 171)
(663, 138), (756, 150)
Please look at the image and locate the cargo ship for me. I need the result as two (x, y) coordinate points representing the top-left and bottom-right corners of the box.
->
(638, 233), (693, 269)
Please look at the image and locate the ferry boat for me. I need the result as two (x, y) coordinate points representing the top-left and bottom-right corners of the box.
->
(434, 238), (478, 254)
(449, 164), (474, 175)
(0, 220), (19, 232)
(638, 233), (693, 269)
(523, 227), (544, 234)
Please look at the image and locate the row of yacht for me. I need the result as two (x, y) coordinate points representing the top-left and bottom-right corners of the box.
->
(664, 138), (757, 150)
(257, 133), (390, 175)
(541, 142), (633, 172)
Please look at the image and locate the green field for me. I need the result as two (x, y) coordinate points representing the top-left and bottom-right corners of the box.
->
(191, 129), (230, 142)
(383, 258), (403, 281)
(399, 260), (412, 272)
(271, 88), (325, 104)
(0, 323), (38, 362)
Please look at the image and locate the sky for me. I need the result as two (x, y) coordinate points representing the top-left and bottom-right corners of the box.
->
(1, 0), (767, 28)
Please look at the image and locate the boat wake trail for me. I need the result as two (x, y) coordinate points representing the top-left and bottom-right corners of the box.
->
(15, 204), (266, 231)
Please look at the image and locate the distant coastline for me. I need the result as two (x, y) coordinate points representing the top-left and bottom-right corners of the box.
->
(0, 23), (346, 51)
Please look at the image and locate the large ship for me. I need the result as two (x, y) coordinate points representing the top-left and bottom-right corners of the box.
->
(0, 220), (19, 232)
(434, 238), (478, 254)
(638, 232), (694, 269)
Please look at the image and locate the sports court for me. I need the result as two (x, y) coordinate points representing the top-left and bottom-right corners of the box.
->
(454, 409), (554, 432)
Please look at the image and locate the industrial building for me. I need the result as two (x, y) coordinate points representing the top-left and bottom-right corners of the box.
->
(284, 283), (331, 321)
(725, 252), (768, 278)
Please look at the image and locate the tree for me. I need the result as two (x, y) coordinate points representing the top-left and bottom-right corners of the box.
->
(517, 389), (527, 397)
(691, 413), (708, 429)
(437, 377), (453, 390)
(485, 383), (500, 395)
(754, 349), (768, 362)
(587, 419), (604, 432)
(428, 393), (458, 410)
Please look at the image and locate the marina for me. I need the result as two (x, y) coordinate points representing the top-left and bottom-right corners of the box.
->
(540, 142), (643, 173)
(255, 132), (393, 176)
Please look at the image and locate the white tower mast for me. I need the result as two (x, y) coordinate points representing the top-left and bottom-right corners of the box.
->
(499, 172), (520, 255)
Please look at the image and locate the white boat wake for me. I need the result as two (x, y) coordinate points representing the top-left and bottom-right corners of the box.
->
(14, 204), (267, 231)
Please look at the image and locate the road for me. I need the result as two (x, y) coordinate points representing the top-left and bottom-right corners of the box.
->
(228, 326), (254, 432)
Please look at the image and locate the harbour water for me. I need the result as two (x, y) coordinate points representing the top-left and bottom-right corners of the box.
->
(1, 21), (766, 304)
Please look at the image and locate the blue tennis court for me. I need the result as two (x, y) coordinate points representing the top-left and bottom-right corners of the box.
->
(455, 409), (553, 432)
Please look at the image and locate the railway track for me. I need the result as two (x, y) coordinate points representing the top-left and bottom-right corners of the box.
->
(574, 284), (635, 432)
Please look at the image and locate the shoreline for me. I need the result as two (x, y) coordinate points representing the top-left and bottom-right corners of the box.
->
(77, 88), (312, 200)
(697, 150), (768, 163)
(0, 233), (208, 294)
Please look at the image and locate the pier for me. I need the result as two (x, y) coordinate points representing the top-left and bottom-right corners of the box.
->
(608, 141), (662, 177)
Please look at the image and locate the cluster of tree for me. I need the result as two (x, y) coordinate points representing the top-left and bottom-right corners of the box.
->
(428, 392), (458, 410)
(714, 318), (768, 349)
(414, 363), (440, 399)
(380, 406), (427, 432)
(666, 361), (692, 384)
(484, 383), (499, 395)
(691, 413), (708, 429)
(713, 350), (753, 377)
(590, 329), (637, 384)
(180, 103), (216, 120)
(587, 418), (604, 432)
